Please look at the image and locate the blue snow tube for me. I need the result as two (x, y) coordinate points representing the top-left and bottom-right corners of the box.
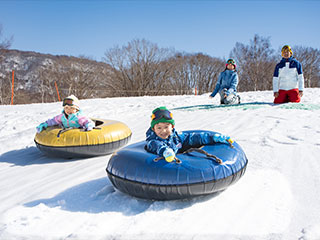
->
(106, 130), (248, 200)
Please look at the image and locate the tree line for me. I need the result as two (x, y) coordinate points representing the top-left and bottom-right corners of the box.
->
(1, 28), (320, 104)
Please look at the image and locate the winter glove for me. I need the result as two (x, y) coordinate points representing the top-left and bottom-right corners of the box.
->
(163, 148), (175, 162)
(36, 122), (48, 133)
(213, 133), (233, 144)
(84, 122), (94, 131)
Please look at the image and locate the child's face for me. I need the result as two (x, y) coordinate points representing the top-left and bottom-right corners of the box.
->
(226, 63), (235, 70)
(282, 49), (292, 59)
(153, 122), (173, 139)
(64, 105), (78, 115)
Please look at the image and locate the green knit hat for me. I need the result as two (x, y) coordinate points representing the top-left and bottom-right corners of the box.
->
(151, 106), (175, 129)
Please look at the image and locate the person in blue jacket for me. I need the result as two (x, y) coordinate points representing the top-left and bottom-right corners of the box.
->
(145, 106), (233, 162)
(210, 58), (240, 104)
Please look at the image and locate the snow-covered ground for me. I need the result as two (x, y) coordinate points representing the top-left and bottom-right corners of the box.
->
(1, 89), (320, 240)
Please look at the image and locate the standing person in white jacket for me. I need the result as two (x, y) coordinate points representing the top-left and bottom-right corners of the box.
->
(273, 45), (304, 104)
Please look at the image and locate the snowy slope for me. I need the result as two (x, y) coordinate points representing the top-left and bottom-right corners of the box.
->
(0, 89), (320, 240)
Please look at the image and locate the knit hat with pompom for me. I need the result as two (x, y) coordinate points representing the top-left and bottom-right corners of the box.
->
(151, 106), (175, 129)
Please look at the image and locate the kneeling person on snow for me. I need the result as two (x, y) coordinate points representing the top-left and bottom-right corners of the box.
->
(145, 106), (233, 162)
(210, 58), (240, 105)
(36, 95), (95, 133)
(273, 45), (304, 104)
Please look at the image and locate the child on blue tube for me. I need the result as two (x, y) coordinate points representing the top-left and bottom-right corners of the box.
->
(145, 106), (233, 162)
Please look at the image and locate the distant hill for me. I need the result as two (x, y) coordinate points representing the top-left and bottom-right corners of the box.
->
(0, 49), (113, 104)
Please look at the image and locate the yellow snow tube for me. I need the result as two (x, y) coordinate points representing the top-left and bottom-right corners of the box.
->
(34, 119), (132, 158)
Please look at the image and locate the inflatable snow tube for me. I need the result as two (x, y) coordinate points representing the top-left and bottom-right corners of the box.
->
(106, 130), (248, 200)
(34, 119), (132, 158)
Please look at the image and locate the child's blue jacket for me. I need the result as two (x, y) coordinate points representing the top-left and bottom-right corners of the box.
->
(145, 128), (219, 156)
(210, 70), (238, 98)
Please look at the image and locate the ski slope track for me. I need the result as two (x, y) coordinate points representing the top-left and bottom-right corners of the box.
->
(0, 89), (320, 240)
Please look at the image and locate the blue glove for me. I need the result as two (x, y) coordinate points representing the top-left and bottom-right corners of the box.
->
(36, 122), (48, 133)
(84, 122), (94, 131)
(213, 133), (232, 144)
(163, 148), (175, 162)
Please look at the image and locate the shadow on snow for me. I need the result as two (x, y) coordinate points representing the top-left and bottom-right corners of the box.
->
(0, 146), (93, 166)
(24, 177), (221, 216)
(172, 102), (274, 111)
(172, 102), (320, 111)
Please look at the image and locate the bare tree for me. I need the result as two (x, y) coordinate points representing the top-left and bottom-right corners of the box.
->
(60, 67), (102, 99)
(166, 54), (194, 95)
(292, 46), (320, 88)
(0, 24), (13, 104)
(0, 71), (11, 104)
(104, 39), (175, 96)
(191, 54), (224, 95)
(230, 34), (277, 91)
(168, 53), (223, 95)
(35, 57), (112, 102)
(37, 65), (58, 103)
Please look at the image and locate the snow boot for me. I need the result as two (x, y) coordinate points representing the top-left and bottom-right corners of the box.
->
(223, 93), (240, 105)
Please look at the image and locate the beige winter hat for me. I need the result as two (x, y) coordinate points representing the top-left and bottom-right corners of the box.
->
(62, 95), (80, 110)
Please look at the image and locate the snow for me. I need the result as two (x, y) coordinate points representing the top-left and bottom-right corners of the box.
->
(1, 89), (320, 240)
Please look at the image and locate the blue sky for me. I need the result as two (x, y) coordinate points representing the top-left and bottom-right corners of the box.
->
(0, 0), (319, 62)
